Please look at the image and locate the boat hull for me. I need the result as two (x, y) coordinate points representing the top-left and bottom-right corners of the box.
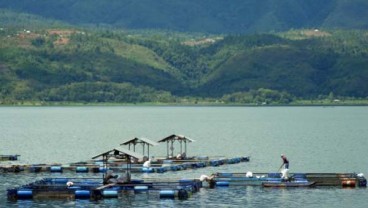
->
(262, 181), (316, 188)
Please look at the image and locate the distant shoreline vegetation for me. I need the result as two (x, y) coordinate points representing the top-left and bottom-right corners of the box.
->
(1, 97), (368, 106)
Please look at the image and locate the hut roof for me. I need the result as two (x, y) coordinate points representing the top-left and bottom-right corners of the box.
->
(158, 134), (195, 143)
(121, 137), (158, 146)
(91, 147), (144, 160)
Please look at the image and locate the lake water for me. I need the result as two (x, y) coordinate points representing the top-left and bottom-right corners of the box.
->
(1, 106), (368, 207)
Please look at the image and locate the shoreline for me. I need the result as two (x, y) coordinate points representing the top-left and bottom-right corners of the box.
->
(1, 101), (368, 107)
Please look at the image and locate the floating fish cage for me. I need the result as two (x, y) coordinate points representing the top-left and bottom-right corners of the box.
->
(211, 172), (367, 188)
(0, 156), (250, 174)
(7, 178), (202, 201)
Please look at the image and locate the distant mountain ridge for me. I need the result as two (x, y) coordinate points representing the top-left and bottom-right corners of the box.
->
(0, 0), (368, 33)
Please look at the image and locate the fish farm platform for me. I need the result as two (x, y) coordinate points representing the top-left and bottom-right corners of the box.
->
(0, 156), (250, 174)
(7, 172), (367, 201)
(211, 172), (367, 188)
(7, 177), (202, 201)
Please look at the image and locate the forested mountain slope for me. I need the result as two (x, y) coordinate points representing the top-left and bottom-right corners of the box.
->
(0, 9), (367, 104)
(1, 0), (368, 33)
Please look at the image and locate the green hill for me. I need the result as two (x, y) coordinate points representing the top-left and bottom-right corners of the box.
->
(0, 10), (367, 104)
(0, 0), (368, 33)
(197, 32), (368, 98)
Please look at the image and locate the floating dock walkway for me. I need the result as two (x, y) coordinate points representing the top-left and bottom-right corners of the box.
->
(0, 156), (250, 174)
(211, 172), (367, 188)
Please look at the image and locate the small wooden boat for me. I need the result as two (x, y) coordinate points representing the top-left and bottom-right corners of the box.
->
(0, 155), (20, 161)
(262, 181), (316, 188)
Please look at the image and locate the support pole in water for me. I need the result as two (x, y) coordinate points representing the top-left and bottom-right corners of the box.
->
(170, 140), (174, 158)
(180, 140), (182, 154)
(166, 141), (169, 158)
(147, 144), (150, 158)
(143, 144), (145, 157)
(102, 154), (107, 180)
(185, 141), (187, 156)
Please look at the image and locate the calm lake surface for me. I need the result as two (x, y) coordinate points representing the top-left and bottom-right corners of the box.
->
(1, 106), (368, 207)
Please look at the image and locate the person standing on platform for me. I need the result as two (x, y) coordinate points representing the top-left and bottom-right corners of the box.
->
(280, 154), (289, 169)
(280, 154), (290, 180)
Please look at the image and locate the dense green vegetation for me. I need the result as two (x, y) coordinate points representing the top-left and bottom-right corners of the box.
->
(199, 31), (368, 98)
(0, 9), (367, 105)
(1, 0), (368, 34)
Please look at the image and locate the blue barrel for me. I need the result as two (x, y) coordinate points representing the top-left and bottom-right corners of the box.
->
(50, 166), (63, 172)
(210, 160), (219, 166)
(76, 166), (89, 173)
(194, 162), (204, 168)
(177, 189), (189, 200)
(159, 190), (175, 199)
(7, 189), (17, 200)
(216, 181), (230, 187)
(134, 186), (149, 193)
(75, 190), (90, 199)
(142, 167), (154, 173)
(182, 163), (190, 169)
(358, 177), (367, 187)
(178, 185), (193, 192)
(170, 166), (178, 171)
(17, 189), (33, 199)
(179, 179), (194, 188)
(102, 190), (118, 198)
(156, 167), (166, 173)
(194, 181), (202, 191)
(99, 167), (107, 173)
(53, 178), (68, 184)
